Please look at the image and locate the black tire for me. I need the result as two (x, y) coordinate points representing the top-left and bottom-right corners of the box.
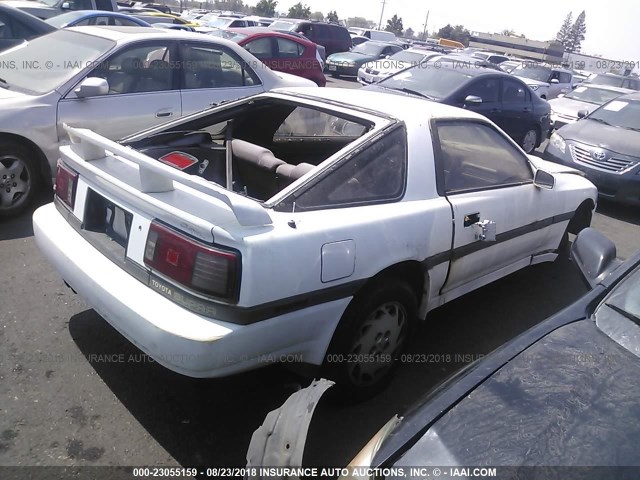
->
(330, 72), (340, 78)
(322, 278), (417, 402)
(520, 127), (539, 154)
(0, 141), (41, 219)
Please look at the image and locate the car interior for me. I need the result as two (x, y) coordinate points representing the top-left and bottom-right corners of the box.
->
(124, 99), (373, 202)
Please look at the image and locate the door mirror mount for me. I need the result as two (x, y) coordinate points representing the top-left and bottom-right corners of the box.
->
(533, 169), (555, 189)
(74, 77), (109, 98)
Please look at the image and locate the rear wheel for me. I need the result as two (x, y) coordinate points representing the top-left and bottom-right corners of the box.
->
(323, 278), (417, 402)
(0, 142), (41, 219)
(521, 127), (539, 154)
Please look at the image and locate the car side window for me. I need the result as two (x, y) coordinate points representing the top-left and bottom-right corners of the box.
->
(502, 79), (527, 103)
(181, 43), (259, 89)
(463, 78), (499, 103)
(0, 14), (14, 38)
(113, 17), (141, 27)
(90, 43), (174, 95)
(436, 121), (533, 193)
(243, 37), (272, 59)
(276, 37), (303, 58)
(95, 0), (112, 10)
(287, 126), (407, 210)
(558, 72), (572, 83)
(67, 0), (93, 10)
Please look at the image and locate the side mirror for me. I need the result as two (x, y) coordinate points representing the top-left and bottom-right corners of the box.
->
(571, 228), (623, 289)
(577, 109), (589, 119)
(550, 78), (560, 84)
(74, 77), (109, 98)
(61, 1), (70, 8)
(464, 95), (482, 106)
(533, 169), (555, 189)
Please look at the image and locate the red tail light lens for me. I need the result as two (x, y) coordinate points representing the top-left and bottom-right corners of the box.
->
(55, 162), (78, 209)
(158, 151), (198, 170)
(144, 222), (239, 301)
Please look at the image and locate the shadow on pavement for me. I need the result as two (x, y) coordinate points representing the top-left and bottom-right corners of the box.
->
(0, 190), (53, 241)
(596, 198), (640, 226)
(68, 253), (587, 471)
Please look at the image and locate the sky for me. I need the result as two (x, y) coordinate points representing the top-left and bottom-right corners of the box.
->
(249, 0), (640, 64)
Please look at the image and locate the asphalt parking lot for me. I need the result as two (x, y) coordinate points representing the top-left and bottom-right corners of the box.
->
(1, 75), (639, 473)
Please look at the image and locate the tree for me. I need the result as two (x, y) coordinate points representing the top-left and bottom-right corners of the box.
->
(287, 2), (311, 18)
(213, 0), (247, 12)
(436, 24), (471, 46)
(565, 10), (586, 53)
(347, 16), (376, 28)
(310, 11), (324, 21)
(404, 27), (415, 39)
(326, 10), (339, 23)
(385, 14), (403, 36)
(500, 29), (515, 36)
(253, 0), (277, 17)
(555, 12), (573, 47)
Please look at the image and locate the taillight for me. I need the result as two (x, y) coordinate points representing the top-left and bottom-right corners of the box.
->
(55, 162), (78, 209)
(144, 221), (239, 301)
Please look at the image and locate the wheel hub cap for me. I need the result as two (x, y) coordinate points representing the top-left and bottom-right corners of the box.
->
(0, 156), (30, 209)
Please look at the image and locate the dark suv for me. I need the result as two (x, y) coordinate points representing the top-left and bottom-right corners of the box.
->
(268, 19), (351, 56)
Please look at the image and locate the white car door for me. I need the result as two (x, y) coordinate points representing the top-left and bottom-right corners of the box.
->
(57, 41), (182, 141)
(179, 42), (264, 116)
(432, 119), (557, 294)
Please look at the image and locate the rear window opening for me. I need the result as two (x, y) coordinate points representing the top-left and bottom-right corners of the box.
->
(124, 98), (374, 202)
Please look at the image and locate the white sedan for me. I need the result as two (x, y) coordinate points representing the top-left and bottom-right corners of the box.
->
(33, 88), (597, 399)
(0, 26), (314, 217)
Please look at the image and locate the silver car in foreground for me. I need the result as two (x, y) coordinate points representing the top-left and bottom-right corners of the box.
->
(0, 26), (315, 217)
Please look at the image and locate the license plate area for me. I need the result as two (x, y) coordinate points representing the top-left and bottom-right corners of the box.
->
(328, 65), (337, 71)
(83, 189), (133, 256)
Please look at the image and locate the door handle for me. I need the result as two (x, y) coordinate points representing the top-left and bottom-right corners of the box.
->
(522, 107), (531, 112)
(155, 111), (173, 118)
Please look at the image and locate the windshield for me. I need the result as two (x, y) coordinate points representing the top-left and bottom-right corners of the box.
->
(595, 263), (640, 358)
(588, 99), (640, 130)
(512, 64), (551, 82)
(207, 28), (246, 41)
(587, 74), (624, 87)
(44, 11), (85, 27)
(0, 29), (115, 95)
(204, 17), (232, 28)
(269, 20), (296, 30)
(390, 51), (427, 63)
(352, 42), (385, 56)
(378, 64), (472, 100)
(564, 86), (626, 105)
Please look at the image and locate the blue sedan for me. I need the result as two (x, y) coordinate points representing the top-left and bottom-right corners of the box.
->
(45, 10), (151, 28)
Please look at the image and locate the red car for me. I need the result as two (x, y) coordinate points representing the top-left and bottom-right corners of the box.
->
(226, 27), (326, 87)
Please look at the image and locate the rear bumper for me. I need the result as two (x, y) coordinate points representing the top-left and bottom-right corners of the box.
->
(33, 203), (350, 377)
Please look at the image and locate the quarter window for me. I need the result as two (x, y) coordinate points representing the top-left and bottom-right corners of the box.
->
(436, 121), (532, 193)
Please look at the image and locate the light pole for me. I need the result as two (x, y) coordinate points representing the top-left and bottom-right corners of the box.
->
(377, 0), (386, 30)
(422, 11), (429, 40)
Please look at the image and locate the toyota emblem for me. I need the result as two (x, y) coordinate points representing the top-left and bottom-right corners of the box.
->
(592, 150), (607, 161)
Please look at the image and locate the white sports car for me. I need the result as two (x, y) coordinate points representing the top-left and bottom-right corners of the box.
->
(33, 88), (597, 398)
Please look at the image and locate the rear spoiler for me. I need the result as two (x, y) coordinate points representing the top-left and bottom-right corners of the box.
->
(64, 125), (272, 227)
